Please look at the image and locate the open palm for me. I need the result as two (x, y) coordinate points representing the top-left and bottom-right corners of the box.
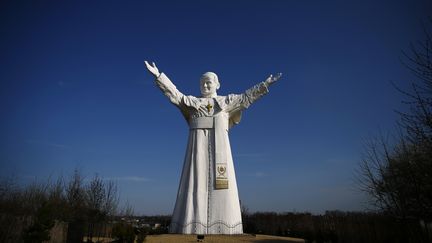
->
(144, 61), (160, 77)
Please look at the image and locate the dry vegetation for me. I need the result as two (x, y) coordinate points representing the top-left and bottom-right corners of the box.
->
(144, 234), (304, 243)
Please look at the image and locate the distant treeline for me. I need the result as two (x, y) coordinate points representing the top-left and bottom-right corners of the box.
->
(242, 210), (431, 243)
(108, 211), (432, 243)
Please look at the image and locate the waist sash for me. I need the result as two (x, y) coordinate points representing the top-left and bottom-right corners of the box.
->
(189, 116), (214, 129)
(189, 116), (229, 190)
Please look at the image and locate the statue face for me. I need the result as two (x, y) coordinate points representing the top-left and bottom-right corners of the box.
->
(200, 78), (219, 97)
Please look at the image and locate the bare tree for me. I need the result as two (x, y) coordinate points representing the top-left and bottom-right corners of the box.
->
(0, 170), (122, 242)
(65, 169), (86, 243)
(399, 20), (432, 145)
(356, 20), (432, 242)
(395, 20), (432, 223)
(85, 174), (119, 240)
(103, 180), (119, 217)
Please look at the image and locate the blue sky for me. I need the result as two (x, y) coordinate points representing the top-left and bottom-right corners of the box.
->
(1, 0), (431, 215)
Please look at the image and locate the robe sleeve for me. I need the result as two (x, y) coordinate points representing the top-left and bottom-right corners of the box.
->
(223, 81), (269, 127)
(155, 73), (200, 121)
(155, 73), (184, 106)
(225, 81), (269, 113)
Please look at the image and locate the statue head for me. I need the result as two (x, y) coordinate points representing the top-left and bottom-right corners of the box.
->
(200, 72), (220, 98)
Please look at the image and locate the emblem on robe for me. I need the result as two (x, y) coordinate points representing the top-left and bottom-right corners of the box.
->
(215, 163), (228, 189)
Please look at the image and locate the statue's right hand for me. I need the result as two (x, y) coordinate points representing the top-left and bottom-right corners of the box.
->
(144, 61), (161, 78)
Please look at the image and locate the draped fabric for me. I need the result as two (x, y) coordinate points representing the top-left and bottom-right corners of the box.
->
(155, 73), (268, 234)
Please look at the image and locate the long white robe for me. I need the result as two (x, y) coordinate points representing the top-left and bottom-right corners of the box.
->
(155, 73), (269, 234)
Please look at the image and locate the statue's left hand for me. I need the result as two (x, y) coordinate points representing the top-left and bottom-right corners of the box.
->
(265, 73), (282, 86)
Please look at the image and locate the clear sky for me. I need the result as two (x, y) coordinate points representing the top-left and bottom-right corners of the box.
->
(1, 0), (431, 215)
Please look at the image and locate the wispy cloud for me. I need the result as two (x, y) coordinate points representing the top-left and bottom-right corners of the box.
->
(21, 175), (38, 180)
(254, 172), (267, 177)
(25, 139), (71, 149)
(57, 81), (65, 87)
(322, 158), (354, 169)
(325, 158), (347, 164)
(234, 153), (265, 158)
(246, 172), (268, 178)
(104, 176), (151, 182)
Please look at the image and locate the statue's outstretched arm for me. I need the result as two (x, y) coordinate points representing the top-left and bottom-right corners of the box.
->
(226, 72), (283, 114)
(144, 60), (184, 106)
(245, 72), (282, 103)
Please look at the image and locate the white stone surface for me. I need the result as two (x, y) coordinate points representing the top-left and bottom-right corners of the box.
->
(144, 61), (281, 234)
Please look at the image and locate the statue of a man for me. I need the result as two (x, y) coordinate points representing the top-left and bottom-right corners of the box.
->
(144, 61), (281, 234)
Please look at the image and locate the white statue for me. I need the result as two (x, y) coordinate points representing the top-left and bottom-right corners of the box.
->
(144, 61), (281, 234)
